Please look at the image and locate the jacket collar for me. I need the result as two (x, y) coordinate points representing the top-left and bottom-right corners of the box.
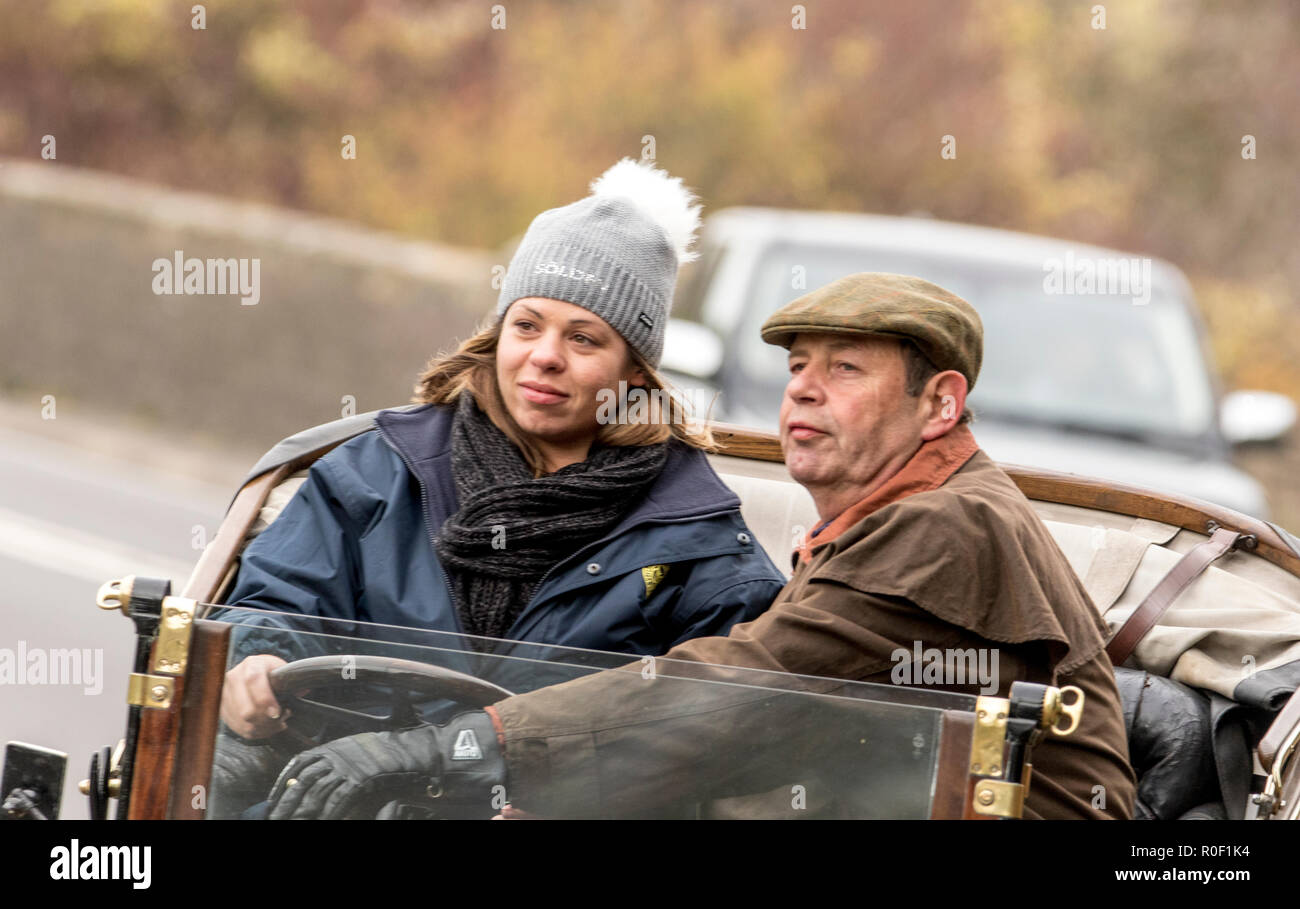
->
(373, 401), (741, 529)
(798, 423), (980, 563)
(374, 403), (455, 472)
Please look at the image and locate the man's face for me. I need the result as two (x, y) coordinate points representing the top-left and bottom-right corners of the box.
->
(780, 333), (930, 515)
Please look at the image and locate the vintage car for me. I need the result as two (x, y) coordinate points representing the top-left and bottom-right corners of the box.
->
(4, 407), (1300, 820)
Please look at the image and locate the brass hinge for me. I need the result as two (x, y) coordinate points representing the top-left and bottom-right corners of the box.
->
(127, 673), (174, 709)
(969, 695), (1030, 818)
(152, 596), (197, 676)
(973, 779), (1026, 818)
(970, 695), (1008, 777)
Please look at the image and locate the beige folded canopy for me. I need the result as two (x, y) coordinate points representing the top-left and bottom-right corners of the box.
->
(1043, 508), (1300, 702)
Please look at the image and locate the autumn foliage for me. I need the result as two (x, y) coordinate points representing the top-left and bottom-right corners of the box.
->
(2, 0), (1297, 393)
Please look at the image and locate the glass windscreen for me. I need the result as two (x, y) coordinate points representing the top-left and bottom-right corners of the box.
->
(730, 243), (1216, 442)
(201, 605), (973, 819)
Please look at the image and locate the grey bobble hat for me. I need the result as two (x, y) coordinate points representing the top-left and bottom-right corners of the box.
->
(496, 158), (702, 367)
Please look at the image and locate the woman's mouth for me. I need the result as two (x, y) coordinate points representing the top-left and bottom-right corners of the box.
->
(519, 381), (569, 405)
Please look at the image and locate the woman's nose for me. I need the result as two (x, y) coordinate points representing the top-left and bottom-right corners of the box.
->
(527, 332), (565, 370)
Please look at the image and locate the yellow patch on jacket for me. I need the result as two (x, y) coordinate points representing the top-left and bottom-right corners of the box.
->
(641, 564), (669, 598)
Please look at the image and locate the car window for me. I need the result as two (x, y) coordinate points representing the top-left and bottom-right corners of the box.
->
(732, 244), (1216, 440)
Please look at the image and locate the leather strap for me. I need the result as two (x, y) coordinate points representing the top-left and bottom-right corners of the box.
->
(1259, 686), (1300, 773)
(1106, 526), (1245, 666)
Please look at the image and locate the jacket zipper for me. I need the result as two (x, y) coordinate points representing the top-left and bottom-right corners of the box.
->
(379, 433), (441, 568)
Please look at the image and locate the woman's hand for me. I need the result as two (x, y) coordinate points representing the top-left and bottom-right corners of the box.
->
(221, 654), (290, 740)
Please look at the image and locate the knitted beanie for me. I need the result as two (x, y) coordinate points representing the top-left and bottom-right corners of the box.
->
(496, 158), (701, 367)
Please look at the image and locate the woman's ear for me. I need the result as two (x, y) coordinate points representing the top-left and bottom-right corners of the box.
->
(626, 364), (648, 388)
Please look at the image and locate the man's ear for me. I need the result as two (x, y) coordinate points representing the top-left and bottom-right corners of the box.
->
(920, 370), (968, 441)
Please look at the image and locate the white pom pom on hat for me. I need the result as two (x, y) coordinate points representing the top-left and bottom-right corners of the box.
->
(589, 157), (702, 265)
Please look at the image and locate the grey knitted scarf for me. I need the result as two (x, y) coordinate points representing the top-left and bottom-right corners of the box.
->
(436, 394), (668, 643)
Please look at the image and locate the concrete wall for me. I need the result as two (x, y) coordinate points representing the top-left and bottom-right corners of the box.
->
(0, 159), (498, 452)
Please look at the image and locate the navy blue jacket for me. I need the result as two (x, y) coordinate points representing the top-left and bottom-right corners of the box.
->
(218, 403), (785, 692)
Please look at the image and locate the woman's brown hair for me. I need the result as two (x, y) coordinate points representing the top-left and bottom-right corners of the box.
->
(413, 320), (717, 476)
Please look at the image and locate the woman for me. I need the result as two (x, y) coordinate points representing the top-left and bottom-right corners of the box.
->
(217, 159), (785, 742)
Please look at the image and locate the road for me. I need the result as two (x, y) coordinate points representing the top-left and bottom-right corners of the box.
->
(0, 404), (255, 818)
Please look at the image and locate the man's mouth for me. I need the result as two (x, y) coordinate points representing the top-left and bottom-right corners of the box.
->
(786, 421), (827, 441)
(519, 381), (569, 405)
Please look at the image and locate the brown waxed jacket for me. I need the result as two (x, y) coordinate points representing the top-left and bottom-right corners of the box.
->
(491, 426), (1138, 819)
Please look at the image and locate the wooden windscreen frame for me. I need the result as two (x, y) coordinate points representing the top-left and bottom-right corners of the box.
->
(165, 620), (231, 819)
(127, 619), (231, 820)
(130, 445), (352, 818)
(129, 419), (1299, 818)
(930, 710), (978, 819)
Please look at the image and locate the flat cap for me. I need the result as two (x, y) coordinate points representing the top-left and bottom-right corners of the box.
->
(761, 272), (983, 390)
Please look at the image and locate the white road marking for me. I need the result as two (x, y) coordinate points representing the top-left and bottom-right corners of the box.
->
(0, 505), (194, 587)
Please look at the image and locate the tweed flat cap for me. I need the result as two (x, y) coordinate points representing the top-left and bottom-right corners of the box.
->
(760, 272), (983, 390)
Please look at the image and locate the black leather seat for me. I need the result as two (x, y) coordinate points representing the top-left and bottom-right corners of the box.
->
(1114, 667), (1223, 819)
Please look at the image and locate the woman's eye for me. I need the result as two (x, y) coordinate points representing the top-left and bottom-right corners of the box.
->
(572, 333), (594, 346)
(513, 319), (536, 331)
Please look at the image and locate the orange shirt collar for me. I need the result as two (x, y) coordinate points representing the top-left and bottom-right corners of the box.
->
(798, 424), (980, 564)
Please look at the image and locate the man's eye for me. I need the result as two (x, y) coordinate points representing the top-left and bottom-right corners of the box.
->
(835, 361), (859, 372)
(789, 362), (806, 374)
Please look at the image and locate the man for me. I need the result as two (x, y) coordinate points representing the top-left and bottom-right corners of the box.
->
(267, 273), (1137, 820)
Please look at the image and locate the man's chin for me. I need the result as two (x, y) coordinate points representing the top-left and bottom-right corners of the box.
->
(782, 435), (829, 461)
(783, 454), (827, 487)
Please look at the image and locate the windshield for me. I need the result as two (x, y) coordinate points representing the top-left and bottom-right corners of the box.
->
(202, 605), (971, 819)
(730, 244), (1217, 441)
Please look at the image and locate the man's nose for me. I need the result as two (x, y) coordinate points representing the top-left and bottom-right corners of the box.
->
(786, 363), (825, 404)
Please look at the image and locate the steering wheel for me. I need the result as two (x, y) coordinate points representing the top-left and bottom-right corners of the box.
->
(268, 655), (515, 737)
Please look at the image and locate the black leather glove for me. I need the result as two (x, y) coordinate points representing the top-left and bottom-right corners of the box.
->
(208, 731), (300, 819)
(267, 711), (504, 820)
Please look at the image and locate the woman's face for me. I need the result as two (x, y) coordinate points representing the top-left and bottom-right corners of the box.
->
(496, 297), (645, 468)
